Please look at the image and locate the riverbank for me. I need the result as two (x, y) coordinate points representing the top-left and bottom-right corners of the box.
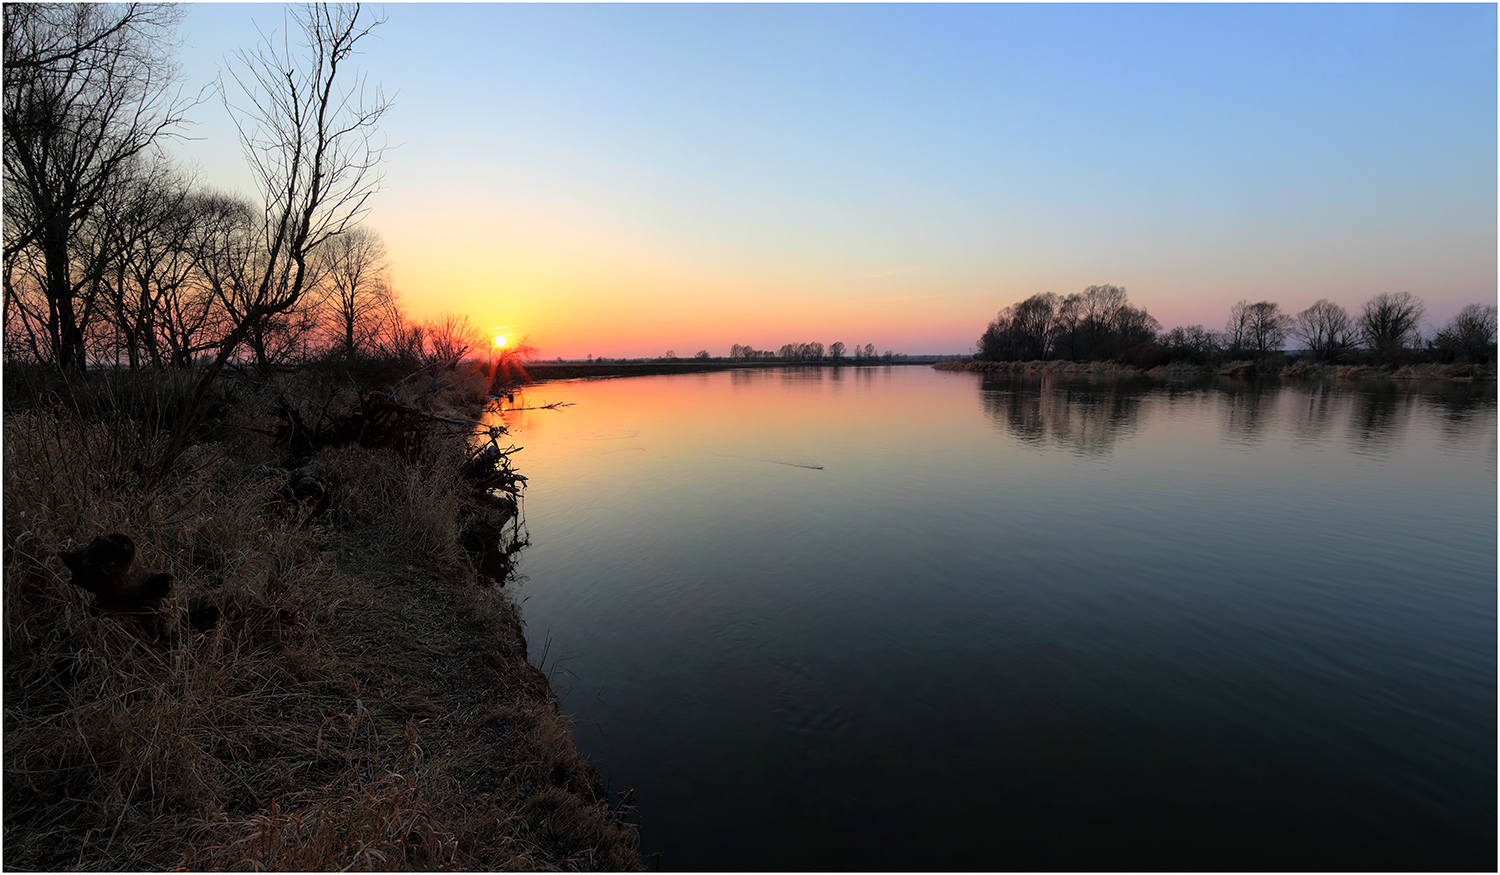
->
(2, 364), (639, 870)
(934, 358), (1498, 381)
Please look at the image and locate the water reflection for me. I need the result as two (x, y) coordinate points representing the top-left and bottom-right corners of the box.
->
(722, 363), (895, 394)
(726, 364), (862, 390)
(1427, 387), (1500, 463)
(975, 373), (1497, 460)
(1217, 380), (1276, 445)
(978, 373), (1149, 456)
(1288, 384), (1341, 444)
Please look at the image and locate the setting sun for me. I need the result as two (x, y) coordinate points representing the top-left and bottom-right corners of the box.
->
(493, 334), (508, 349)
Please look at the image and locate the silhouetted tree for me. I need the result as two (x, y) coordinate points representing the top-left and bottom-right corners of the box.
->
(1011, 292), (1060, 360)
(1246, 301), (1290, 359)
(979, 285), (1156, 363)
(181, 192), (258, 362)
(1224, 300), (1253, 356)
(86, 159), (200, 368)
(185, 185), (323, 370)
(4, 3), (195, 370)
(1359, 291), (1426, 363)
(194, 2), (391, 381)
(1292, 299), (1357, 362)
(316, 224), (394, 361)
(424, 312), (484, 364)
(1430, 303), (1496, 364)
(1056, 284), (1127, 360)
(976, 308), (1016, 361)
(1113, 304), (1161, 357)
(1159, 325), (1222, 364)
(828, 341), (845, 361)
(1226, 300), (1289, 359)
(694, 349), (710, 359)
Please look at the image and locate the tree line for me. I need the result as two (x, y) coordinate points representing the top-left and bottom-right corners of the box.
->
(2, 3), (476, 381)
(977, 285), (1496, 367)
(728, 341), (892, 363)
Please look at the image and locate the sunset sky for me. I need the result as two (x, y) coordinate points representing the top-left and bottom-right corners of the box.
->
(171, 3), (1496, 359)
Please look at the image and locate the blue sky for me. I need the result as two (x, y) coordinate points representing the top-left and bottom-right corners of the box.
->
(170, 3), (1497, 357)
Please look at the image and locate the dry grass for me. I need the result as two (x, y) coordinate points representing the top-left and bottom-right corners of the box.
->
(1391, 362), (1496, 381)
(1279, 362), (1497, 382)
(3, 367), (639, 871)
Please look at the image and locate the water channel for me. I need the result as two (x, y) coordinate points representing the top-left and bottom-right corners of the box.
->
(490, 366), (1495, 871)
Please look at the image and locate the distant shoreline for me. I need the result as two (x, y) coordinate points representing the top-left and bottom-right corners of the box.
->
(512, 357), (1496, 386)
(933, 358), (1498, 382)
(519, 358), (947, 383)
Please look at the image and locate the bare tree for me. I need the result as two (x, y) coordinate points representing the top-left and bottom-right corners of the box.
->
(3, 242), (53, 362)
(1224, 300), (1253, 356)
(1431, 303), (1497, 364)
(193, 2), (391, 381)
(3, 3), (193, 370)
(828, 341), (845, 361)
(1292, 299), (1356, 362)
(1160, 325), (1222, 363)
(181, 191), (260, 365)
(1113, 304), (1160, 355)
(423, 312), (485, 365)
(1226, 300), (1288, 359)
(1057, 284), (1128, 360)
(315, 224), (394, 360)
(86, 159), (201, 368)
(1011, 292), (1059, 360)
(1245, 301), (1290, 359)
(1359, 291), (1426, 362)
(374, 306), (425, 363)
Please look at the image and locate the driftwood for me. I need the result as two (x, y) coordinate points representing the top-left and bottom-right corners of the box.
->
(491, 401), (575, 412)
(273, 377), (511, 459)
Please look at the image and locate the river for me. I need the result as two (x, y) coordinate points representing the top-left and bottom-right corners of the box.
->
(490, 365), (1495, 871)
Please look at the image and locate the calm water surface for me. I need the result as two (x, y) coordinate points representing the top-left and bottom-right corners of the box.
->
(492, 366), (1495, 871)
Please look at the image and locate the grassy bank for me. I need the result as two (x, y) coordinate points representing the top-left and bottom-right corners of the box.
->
(2, 363), (639, 870)
(934, 358), (1498, 382)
